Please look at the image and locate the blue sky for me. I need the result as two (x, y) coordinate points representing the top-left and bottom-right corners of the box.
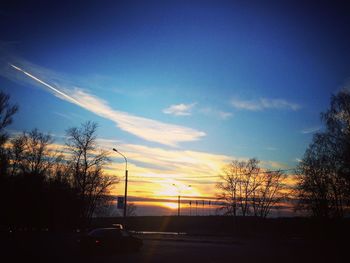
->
(1, 0), (350, 214)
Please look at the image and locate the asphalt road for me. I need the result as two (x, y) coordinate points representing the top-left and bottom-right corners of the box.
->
(73, 238), (344, 263)
(3, 234), (345, 263)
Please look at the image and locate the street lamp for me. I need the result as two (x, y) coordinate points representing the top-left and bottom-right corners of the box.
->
(113, 148), (128, 218)
(172, 184), (191, 216)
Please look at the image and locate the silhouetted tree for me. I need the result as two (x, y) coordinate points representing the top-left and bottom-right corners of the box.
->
(0, 91), (18, 176)
(0, 91), (18, 144)
(297, 89), (350, 218)
(9, 129), (54, 177)
(216, 160), (242, 216)
(251, 170), (286, 218)
(0, 91), (18, 227)
(65, 121), (118, 226)
(217, 159), (262, 216)
(322, 89), (350, 193)
(237, 158), (261, 216)
(217, 158), (286, 218)
(0, 93), (116, 229)
(6, 129), (64, 228)
(46, 166), (81, 230)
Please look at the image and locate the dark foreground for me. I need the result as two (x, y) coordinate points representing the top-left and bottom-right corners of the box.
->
(1, 231), (346, 263)
(92, 216), (350, 239)
(2, 217), (349, 262)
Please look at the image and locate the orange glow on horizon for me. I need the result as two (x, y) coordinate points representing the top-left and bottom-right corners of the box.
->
(161, 202), (178, 210)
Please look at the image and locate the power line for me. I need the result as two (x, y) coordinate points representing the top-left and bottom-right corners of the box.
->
(117, 168), (297, 181)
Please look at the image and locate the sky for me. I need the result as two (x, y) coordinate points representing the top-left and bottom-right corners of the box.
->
(1, 0), (350, 215)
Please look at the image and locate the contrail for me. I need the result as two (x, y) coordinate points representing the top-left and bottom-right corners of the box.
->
(10, 64), (84, 107)
(8, 63), (205, 146)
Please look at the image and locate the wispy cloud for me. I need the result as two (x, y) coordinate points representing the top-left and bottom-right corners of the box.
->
(82, 139), (235, 198)
(163, 103), (233, 120)
(301, 126), (320, 134)
(79, 138), (296, 198)
(218, 111), (233, 120)
(47, 138), (238, 199)
(163, 103), (196, 116)
(1, 61), (205, 147)
(10, 133), (295, 199)
(261, 160), (290, 170)
(231, 97), (301, 111)
(199, 107), (233, 120)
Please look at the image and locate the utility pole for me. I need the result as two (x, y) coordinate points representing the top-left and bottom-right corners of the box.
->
(113, 148), (128, 219)
(172, 184), (191, 216)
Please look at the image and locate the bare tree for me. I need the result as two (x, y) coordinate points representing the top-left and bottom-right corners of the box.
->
(0, 91), (18, 176)
(217, 158), (287, 218)
(252, 170), (286, 218)
(297, 90), (350, 218)
(297, 133), (347, 217)
(4, 129), (67, 229)
(237, 158), (261, 216)
(9, 129), (54, 177)
(0, 91), (18, 146)
(8, 135), (25, 177)
(216, 160), (242, 216)
(48, 152), (71, 182)
(217, 158), (262, 216)
(65, 121), (118, 225)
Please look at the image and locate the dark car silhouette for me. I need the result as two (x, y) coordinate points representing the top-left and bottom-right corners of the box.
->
(78, 227), (142, 254)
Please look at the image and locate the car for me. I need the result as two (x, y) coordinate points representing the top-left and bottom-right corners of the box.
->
(111, 224), (123, 229)
(78, 227), (142, 254)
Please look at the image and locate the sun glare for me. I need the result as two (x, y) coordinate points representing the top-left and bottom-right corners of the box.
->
(155, 182), (200, 198)
(161, 202), (178, 210)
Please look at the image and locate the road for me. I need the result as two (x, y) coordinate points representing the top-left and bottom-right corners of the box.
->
(73, 238), (343, 263)
(3, 233), (344, 263)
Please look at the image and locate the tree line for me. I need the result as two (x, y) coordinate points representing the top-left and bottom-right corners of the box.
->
(0, 91), (118, 230)
(217, 89), (350, 218)
(217, 158), (286, 218)
(296, 89), (350, 218)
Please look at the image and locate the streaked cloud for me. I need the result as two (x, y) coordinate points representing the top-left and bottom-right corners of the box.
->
(199, 107), (233, 120)
(7, 132), (297, 202)
(163, 103), (196, 116)
(96, 138), (293, 199)
(2, 62), (205, 147)
(261, 160), (290, 170)
(217, 111), (233, 120)
(301, 126), (320, 134)
(91, 138), (235, 197)
(1, 57), (298, 205)
(231, 97), (301, 111)
(99, 139), (233, 179)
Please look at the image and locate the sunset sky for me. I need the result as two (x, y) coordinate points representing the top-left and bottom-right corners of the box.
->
(1, 0), (349, 215)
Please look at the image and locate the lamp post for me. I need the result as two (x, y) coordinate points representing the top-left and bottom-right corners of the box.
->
(172, 184), (191, 216)
(113, 148), (128, 218)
